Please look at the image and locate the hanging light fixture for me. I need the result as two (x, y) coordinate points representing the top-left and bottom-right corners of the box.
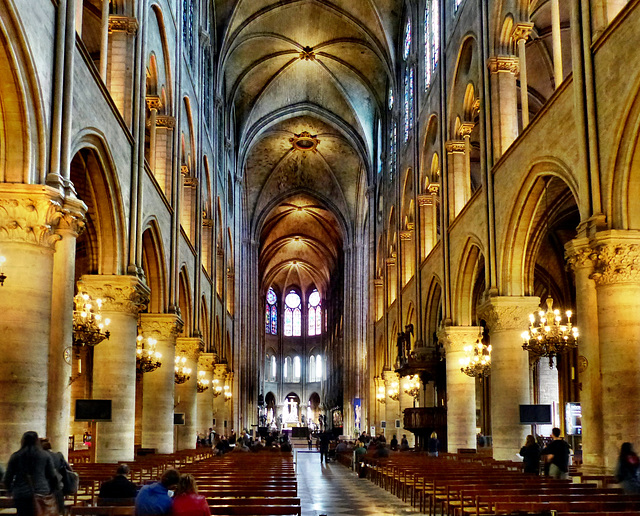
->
(521, 178), (579, 368)
(376, 385), (386, 404)
(174, 355), (191, 384)
(459, 331), (492, 379)
(388, 379), (400, 401)
(72, 292), (110, 347)
(212, 378), (223, 397)
(224, 384), (232, 401)
(403, 374), (420, 399)
(196, 371), (210, 393)
(136, 333), (162, 375)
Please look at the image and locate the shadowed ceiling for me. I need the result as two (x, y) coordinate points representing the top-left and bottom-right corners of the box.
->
(216, 0), (402, 293)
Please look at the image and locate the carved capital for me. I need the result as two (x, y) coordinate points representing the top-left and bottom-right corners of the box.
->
(428, 182), (440, 196)
(459, 122), (475, 138)
(512, 22), (534, 43)
(488, 56), (519, 75)
(477, 296), (540, 333)
(374, 278), (383, 288)
(180, 164), (189, 177)
(108, 15), (139, 34)
(0, 185), (68, 249)
(445, 140), (466, 153)
(589, 234), (640, 286)
(203, 218), (213, 228)
(386, 257), (396, 266)
(146, 95), (162, 111)
(198, 352), (216, 371)
(418, 194), (432, 207)
(565, 237), (595, 272)
(176, 337), (204, 361)
(437, 326), (482, 354)
(400, 230), (412, 241)
(78, 275), (151, 316)
(140, 313), (184, 339)
(214, 363), (229, 378)
(156, 115), (176, 129)
(184, 176), (198, 188)
(56, 197), (87, 238)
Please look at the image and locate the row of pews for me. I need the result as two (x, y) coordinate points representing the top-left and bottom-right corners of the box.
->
(1, 449), (300, 516)
(356, 452), (640, 516)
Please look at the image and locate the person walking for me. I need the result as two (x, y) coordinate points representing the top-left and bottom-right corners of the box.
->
(428, 432), (439, 457)
(520, 435), (541, 474)
(319, 432), (331, 463)
(541, 428), (571, 479)
(3, 431), (60, 516)
(615, 442), (640, 494)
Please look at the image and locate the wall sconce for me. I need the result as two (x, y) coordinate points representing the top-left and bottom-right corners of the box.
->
(0, 255), (6, 286)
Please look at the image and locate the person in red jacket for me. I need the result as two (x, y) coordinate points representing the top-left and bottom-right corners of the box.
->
(172, 474), (210, 516)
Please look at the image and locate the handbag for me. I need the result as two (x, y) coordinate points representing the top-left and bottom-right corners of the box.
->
(33, 493), (59, 516)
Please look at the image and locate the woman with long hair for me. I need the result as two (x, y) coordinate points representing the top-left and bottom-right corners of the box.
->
(3, 431), (60, 516)
(171, 474), (211, 516)
(616, 442), (640, 494)
(520, 434), (541, 475)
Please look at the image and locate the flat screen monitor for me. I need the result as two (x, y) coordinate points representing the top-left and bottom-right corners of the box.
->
(174, 413), (185, 425)
(75, 399), (112, 422)
(519, 404), (552, 424)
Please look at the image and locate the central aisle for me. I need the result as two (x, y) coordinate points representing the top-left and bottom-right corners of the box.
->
(296, 451), (427, 515)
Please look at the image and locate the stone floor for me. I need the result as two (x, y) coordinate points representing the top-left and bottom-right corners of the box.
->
(296, 450), (428, 516)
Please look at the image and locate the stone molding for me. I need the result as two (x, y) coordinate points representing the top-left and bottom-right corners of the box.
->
(437, 326), (482, 354)
(140, 313), (184, 339)
(400, 230), (412, 241)
(198, 352), (216, 371)
(78, 275), (151, 316)
(477, 296), (540, 332)
(487, 56), (519, 75)
(56, 197), (88, 238)
(155, 116), (176, 129)
(374, 278), (383, 287)
(214, 363), (229, 379)
(108, 16), (139, 34)
(590, 241), (640, 286)
(184, 176), (198, 188)
(445, 140), (465, 153)
(418, 194), (432, 207)
(386, 257), (396, 266)
(202, 218), (213, 228)
(176, 337), (204, 361)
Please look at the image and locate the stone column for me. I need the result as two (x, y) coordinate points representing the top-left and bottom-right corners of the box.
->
(399, 380), (416, 447)
(197, 353), (215, 437)
(106, 16), (138, 125)
(551, 0), (563, 87)
(0, 185), (66, 464)
(99, 0), (109, 81)
(146, 97), (161, 173)
(513, 23), (534, 128)
(386, 257), (397, 306)
(566, 239), (603, 467)
(175, 337), (202, 450)
(383, 370), (400, 440)
(479, 296), (540, 460)
(213, 364), (228, 436)
(589, 233), (640, 469)
(445, 140), (466, 218)
(47, 198), (87, 458)
(439, 326), (481, 452)
(140, 313), (182, 453)
(79, 275), (150, 462)
(488, 56), (519, 158)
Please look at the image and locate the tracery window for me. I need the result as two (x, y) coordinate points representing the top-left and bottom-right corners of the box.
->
(403, 18), (412, 60)
(265, 287), (277, 335)
(270, 355), (276, 381)
(404, 67), (414, 142)
(388, 87), (394, 110)
(309, 354), (323, 382)
(284, 356), (292, 381)
(284, 290), (302, 337)
(265, 353), (276, 382)
(316, 354), (323, 380)
(431, 0), (440, 73)
(183, 0), (194, 64)
(454, 0), (464, 14)
(293, 356), (301, 381)
(308, 289), (322, 336)
(203, 46), (212, 122)
(390, 122), (397, 182)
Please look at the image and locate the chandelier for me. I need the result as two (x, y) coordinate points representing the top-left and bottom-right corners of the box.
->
(136, 333), (162, 375)
(376, 384), (386, 404)
(196, 371), (210, 393)
(224, 384), (232, 401)
(521, 296), (578, 367)
(403, 374), (420, 398)
(212, 378), (223, 397)
(73, 292), (110, 347)
(388, 379), (400, 401)
(459, 332), (492, 378)
(174, 355), (191, 384)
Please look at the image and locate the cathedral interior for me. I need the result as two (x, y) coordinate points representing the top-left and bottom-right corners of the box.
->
(0, 0), (639, 473)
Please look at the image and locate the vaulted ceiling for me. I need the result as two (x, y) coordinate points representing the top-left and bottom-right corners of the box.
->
(215, 0), (403, 294)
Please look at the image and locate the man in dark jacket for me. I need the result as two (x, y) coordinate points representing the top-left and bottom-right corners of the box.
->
(542, 427), (571, 479)
(98, 464), (138, 501)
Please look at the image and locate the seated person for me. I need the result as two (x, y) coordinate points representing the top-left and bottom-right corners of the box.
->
(135, 469), (180, 516)
(172, 474), (210, 516)
(335, 440), (348, 453)
(99, 464), (138, 502)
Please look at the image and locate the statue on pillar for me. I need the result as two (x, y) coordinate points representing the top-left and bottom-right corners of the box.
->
(404, 324), (414, 355)
(397, 331), (406, 365)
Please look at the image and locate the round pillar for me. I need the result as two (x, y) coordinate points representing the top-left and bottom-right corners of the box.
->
(197, 353), (215, 438)
(0, 186), (66, 463)
(439, 326), (481, 452)
(479, 296), (539, 460)
(79, 274), (150, 463)
(175, 337), (201, 450)
(140, 313), (182, 453)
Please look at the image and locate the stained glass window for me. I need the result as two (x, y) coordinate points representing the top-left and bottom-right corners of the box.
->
(309, 356), (316, 382)
(271, 355), (276, 380)
(266, 288), (277, 335)
(183, 0), (194, 64)
(284, 356), (291, 381)
(404, 68), (414, 142)
(316, 355), (323, 380)
(432, 0), (440, 72)
(203, 47), (212, 121)
(284, 290), (301, 337)
(293, 356), (301, 381)
(403, 18), (412, 61)
(390, 123), (397, 182)
(424, 3), (431, 89)
(388, 88), (394, 110)
(308, 289), (322, 336)
(455, 0), (464, 14)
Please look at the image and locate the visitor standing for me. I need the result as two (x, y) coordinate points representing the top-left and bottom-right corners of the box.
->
(520, 435), (541, 474)
(615, 442), (640, 494)
(541, 428), (571, 480)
